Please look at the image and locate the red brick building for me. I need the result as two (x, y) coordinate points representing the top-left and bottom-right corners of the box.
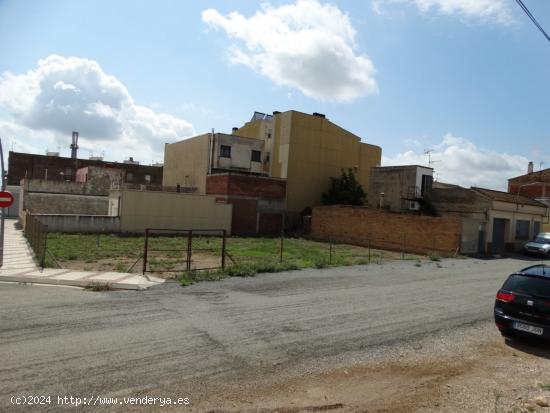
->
(508, 167), (550, 200)
(206, 172), (286, 236)
(7, 151), (163, 186)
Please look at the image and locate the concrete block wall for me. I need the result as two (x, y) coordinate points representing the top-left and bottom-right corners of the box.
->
(311, 205), (461, 254)
(34, 214), (120, 233)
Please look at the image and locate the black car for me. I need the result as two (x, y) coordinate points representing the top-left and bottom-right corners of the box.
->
(494, 264), (550, 341)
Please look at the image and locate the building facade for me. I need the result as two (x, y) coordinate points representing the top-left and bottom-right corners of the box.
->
(429, 185), (548, 254)
(367, 165), (433, 212)
(163, 110), (382, 226)
(237, 110), (382, 218)
(8, 151), (163, 186)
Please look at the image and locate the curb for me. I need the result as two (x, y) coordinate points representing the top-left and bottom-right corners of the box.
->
(0, 275), (156, 290)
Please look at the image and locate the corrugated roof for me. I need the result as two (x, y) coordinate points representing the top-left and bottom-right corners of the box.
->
(471, 187), (548, 207)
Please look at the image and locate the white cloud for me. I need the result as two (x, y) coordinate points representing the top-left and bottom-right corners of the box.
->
(0, 55), (195, 163)
(383, 133), (532, 190)
(202, 0), (377, 102)
(373, 0), (513, 24)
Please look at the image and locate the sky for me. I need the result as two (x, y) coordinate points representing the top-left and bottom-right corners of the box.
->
(0, 0), (549, 190)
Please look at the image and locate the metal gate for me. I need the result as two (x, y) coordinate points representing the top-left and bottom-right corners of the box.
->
(142, 228), (226, 274)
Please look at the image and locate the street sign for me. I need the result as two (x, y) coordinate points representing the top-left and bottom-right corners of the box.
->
(0, 191), (14, 207)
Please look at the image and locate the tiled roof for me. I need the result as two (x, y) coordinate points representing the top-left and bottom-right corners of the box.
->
(471, 187), (547, 207)
(508, 167), (550, 182)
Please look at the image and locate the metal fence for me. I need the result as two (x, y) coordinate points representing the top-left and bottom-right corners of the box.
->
(142, 228), (227, 274)
(23, 212), (48, 268)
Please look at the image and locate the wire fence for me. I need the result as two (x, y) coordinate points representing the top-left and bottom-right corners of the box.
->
(142, 228), (227, 274)
(30, 226), (451, 277)
(23, 212), (48, 268)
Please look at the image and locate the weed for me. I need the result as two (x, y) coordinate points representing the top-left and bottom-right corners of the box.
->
(114, 262), (127, 272)
(414, 259), (422, 267)
(85, 283), (113, 292)
(179, 274), (195, 287)
(429, 252), (441, 262)
(539, 383), (550, 391)
(314, 261), (328, 269)
(226, 265), (257, 277)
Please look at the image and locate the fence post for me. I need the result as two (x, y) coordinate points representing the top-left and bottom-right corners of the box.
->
(142, 229), (149, 274)
(329, 239), (332, 265)
(187, 230), (193, 272)
(40, 225), (48, 270)
(368, 233), (371, 263)
(402, 233), (406, 260)
(279, 213), (285, 263)
(221, 230), (226, 269)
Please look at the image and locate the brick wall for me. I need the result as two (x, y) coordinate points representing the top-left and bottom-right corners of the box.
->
(311, 205), (461, 254)
(206, 173), (286, 199)
(508, 182), (550, 198)
(206, 173), (286, 236)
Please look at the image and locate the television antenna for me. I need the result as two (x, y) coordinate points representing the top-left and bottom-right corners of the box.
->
(424, 149), (441, 167)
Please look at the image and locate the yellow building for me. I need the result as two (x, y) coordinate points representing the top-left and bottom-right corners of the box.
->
(237, 110), (381, 217)
(163, 110), (382, 221)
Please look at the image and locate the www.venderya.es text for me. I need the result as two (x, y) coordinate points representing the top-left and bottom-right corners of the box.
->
(11, 395), (191, 407)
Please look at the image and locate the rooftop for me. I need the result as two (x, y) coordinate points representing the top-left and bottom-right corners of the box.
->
(472, 187), (548, 208)
(508, 167), (550, 182)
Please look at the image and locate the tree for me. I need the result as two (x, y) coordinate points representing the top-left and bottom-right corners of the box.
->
(322, 168), (366, 206)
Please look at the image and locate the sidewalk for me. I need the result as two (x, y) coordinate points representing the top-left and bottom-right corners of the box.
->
(0, 218), (164, 290)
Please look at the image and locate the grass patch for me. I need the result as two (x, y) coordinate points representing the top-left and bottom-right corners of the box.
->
(428, 252), (441, 262)
(85, 282), (113, 292)
(539, 383), (550, 391)
(45, 233), (424, 285)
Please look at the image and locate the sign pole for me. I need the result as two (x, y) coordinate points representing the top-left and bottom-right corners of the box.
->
(0, 137), (5, 268)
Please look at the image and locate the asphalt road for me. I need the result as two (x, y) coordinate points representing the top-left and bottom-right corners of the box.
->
(0, 257), (541, 411)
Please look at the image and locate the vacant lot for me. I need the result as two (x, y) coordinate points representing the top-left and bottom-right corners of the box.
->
(44, 233), (424, 278)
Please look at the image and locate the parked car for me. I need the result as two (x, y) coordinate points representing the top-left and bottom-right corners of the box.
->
(523, 232), (550, 258)
(494, 264), (550, 341)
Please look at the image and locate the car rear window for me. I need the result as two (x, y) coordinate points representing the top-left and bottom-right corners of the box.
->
(503, 274), (550, 298)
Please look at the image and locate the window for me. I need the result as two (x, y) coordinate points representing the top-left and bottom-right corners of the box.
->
(220, 145), (231, 158)
(251, 150), (261, 162)
(420, 174), (433, 197)
(267, 129), (272, 139)
(145, 174), (151, 184)
(515, 220), (530, 240)
(126, 172), (134, 182)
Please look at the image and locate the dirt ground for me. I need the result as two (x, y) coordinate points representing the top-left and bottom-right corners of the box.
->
(184, 322), (550, 413)
(58, 252), (222, 277)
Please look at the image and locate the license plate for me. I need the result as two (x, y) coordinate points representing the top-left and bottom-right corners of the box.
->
(513, 322), (543, 336)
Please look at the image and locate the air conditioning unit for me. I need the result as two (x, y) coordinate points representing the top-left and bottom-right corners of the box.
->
(408, 201), (421, 211)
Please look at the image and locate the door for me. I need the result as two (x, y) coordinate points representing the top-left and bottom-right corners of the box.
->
(492, 218), (507, 252)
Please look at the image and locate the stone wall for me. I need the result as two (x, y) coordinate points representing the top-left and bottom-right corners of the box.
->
(24, 193), (108, 215)
(311, 205), (461, 254)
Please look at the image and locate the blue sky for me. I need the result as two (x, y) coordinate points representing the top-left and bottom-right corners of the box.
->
(0, 0), (549, 189)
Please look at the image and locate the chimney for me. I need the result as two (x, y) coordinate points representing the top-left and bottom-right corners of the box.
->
(70, 131), (79, 159)
(232, 127), (238, 134)
(528, 161), (534, 174)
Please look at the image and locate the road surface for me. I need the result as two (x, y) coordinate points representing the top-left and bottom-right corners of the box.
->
(0, 257), (542, 411)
